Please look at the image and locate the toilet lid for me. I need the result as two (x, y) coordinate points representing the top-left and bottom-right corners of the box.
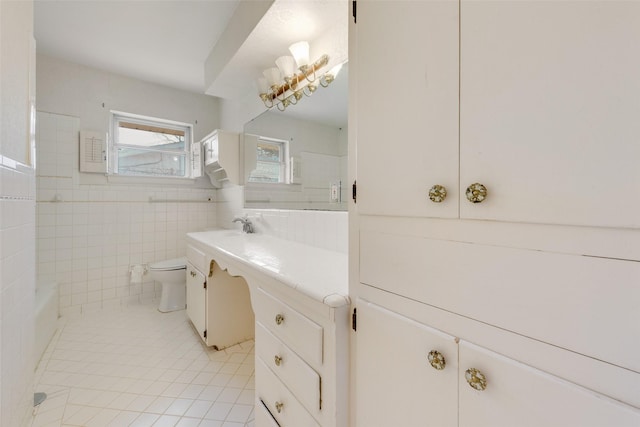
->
(149, 257), (187, 271)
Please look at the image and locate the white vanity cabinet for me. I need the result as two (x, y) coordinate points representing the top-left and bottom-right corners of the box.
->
(185, 260), (206, 340)
(185, 244), (254, 350)
(185, 231), (349, 427)
(186, 245), (208, 340)
(253, 285), (349, 427)
(354, 300), (640, 427)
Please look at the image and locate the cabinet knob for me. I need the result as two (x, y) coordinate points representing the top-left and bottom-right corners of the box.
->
(465, 368), (487, 391)
(428, 185), (447, 203)
(274, 355), (283, 366)
(465, 183), (488, 203)
(190, 271), (197, 277)
(427, 350), (446, 370)
(275, 314), (285, 325)
(275, 401), (284, 413)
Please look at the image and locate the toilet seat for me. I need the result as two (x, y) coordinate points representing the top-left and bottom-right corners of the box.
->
(149, 257), (187, 271)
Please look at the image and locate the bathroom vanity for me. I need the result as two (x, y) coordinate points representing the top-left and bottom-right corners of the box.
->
(186, 230), (349, 427)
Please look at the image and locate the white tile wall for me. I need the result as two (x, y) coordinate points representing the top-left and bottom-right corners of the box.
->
(36, 112), (218, 316)
(0, 161), (37, 427)
(244, 152), (348, 211)
(217, 186), (348, 254)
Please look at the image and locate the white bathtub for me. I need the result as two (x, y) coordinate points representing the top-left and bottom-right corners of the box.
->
(35, 280), (58, 364)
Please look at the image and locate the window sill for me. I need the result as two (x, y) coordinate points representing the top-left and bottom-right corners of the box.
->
(245, 182), (302, 192)
(107, 175), (197, 186)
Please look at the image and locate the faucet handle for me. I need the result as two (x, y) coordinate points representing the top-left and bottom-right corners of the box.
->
(232, 214), (254, 233)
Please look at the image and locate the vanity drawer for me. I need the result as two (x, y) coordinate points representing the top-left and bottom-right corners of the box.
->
(254, 287), (324, 365)
(256, 400), (281, 427)
(256, 321), (321, 414)
(256, 357), (321, 427)
(186, 245), (207, 273)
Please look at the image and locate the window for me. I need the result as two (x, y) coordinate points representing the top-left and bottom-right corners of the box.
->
(248, 137), (289, 183)
(110, 112), (193, 178)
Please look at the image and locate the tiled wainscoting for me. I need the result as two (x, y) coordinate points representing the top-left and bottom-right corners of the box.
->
(32, 304), (255, 427)
(217, 186), (348, 254)
(36, 112), (218, 315)
(0, 158), (37, 426)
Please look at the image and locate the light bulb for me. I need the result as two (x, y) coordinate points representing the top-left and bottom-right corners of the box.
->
(263, 67), (282, 88)
(275, 56), (296, 80)
(256, 77), (269, 94)
(289, 41), (310, 69)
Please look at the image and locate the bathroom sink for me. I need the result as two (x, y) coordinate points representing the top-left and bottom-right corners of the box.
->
(186, 229), (348, 307)
(186, 229), (254, 250)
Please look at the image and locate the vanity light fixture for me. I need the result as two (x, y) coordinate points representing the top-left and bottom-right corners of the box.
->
(256, 41), (341, 111)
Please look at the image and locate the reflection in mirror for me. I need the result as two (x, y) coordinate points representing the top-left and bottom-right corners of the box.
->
(243, 63), (347, 211)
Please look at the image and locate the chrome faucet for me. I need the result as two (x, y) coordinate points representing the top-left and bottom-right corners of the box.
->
(232, 215), (254, 234)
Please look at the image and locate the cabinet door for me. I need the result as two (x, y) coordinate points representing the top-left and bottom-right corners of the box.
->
(354, 0), (459, 218)
(459, 341), (640, 427)
(186, 261), (206, 341)
(460, 1), (640, 228)
(354, 299), (458, 427)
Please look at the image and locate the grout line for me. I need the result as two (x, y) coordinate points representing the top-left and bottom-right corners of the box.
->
(31, 305), (256, 427)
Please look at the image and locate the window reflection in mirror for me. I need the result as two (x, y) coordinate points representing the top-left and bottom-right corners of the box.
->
(243, 63), (348, 211)
(248, 137), (289, 184)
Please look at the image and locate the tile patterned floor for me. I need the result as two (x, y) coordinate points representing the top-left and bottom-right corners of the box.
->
(31, 304), (255, 427)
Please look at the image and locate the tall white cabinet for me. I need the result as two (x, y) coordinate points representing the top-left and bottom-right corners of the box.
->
(350, 0), (640, 425)
(356, 0), (640, 229)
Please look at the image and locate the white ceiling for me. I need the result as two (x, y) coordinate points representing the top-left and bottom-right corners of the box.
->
(34, 0), (241, 94)
(34, 0), (348, 127)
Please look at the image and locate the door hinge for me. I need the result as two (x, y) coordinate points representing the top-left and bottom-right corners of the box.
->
(352, 0), (357, 23)
(352, 307), (357, 331)
(352, 180), (357, 203)
(204, 330), (207, 338)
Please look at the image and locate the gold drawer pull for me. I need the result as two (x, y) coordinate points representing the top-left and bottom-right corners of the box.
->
(275, 314), (285, 325)
(428, 185), (447, 203)
(465, 183), (487, 203)
(274, 355), (282, 366)
(427, 350), (446, 370)
(465, 368), (487, 391)
(275, 401), (284, 413)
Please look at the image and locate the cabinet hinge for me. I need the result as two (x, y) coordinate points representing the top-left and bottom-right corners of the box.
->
(352, 307), (357, 331)
(203, 330), (207, 339)
(352, 0), (357, 23)
(352, 180), (357, 203)
(203, 281), (207, 289)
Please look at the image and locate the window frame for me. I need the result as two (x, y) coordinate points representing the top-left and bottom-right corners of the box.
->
(109, 111), (194, 179)
(249, 136), (290, 184)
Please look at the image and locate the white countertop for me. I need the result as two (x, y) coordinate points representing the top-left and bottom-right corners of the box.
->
(186, 230), (349, 308)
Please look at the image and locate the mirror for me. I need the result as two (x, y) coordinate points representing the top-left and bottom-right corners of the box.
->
(243, 63), (348, 211)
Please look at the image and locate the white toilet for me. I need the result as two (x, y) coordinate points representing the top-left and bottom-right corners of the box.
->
(149, 257), (187, 312)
